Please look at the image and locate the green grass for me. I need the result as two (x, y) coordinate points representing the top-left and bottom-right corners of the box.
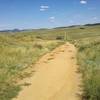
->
(75, 37), (100, 100)
(0, 25), (100, 100)
(0, 34), (64, 100)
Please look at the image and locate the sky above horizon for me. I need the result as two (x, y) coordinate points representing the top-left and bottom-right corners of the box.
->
(0, 0), (100, 30)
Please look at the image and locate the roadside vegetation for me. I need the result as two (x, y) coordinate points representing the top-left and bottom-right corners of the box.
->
(0, 24), (100, 100)
(0, 33), (64, 100)
(75, 36), (100, 100)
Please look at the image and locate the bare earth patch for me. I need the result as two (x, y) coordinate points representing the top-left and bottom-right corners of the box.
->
(13, 42), (82, 100)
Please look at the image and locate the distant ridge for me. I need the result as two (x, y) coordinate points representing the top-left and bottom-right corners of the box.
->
(0, 29), (21, 32)
(54, 23), (100, 29)
(84, 23), (100, 26)
(53, 25), (80, 29)
(0, 23), (100, 32)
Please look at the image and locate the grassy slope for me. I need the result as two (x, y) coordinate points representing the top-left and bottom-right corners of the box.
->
(75, 37), (100, 100)
(0, 25), (100, 100)
(67, 25), (100, 100)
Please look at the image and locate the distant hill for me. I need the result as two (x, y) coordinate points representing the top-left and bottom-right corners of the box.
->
(0, 29), (21, 33)
(84, 23), (100, 26)
(53, 25), (81, 29)
(54, 23), (100, 29)
(0, 23), (100, 33)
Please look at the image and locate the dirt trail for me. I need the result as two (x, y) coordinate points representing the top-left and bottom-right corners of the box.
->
(13, 43), (82, 100)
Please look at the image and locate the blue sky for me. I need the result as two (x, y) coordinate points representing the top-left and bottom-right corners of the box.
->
(0, 0), (100, 30)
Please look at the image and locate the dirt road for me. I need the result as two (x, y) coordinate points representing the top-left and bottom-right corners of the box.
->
(13, 43), (82, 100)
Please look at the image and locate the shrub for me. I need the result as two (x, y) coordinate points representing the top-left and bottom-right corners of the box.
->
(56, 36), (63, 40)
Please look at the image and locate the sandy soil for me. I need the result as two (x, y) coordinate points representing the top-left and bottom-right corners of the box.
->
(13, 42), (82, 100)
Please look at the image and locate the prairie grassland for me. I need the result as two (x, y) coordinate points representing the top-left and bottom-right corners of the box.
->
(13, 25), (100, 40)
(0, 25), (100, 100)
(0, 34), (64, 100)
(75, 36), (100, 100)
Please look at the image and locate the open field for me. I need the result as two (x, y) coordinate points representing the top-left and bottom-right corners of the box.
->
(0, 24), (100, 100)
(75, 36), (100, 100)
(0, 34), (64, 100)
(14, 25), (100, 40)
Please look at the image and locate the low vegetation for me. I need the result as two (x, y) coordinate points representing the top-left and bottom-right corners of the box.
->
(75, 37), (100, 100)
(0, 34), (64, 100)
(0, 25), (100, 100)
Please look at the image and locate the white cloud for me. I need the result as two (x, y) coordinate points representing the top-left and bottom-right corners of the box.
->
(69, 20), (74, 24)
(50, 16), (55, 20)
(93, 17), (98, 20)
(80, 0), (87, 4)
(40, 5), (49, 9)
(49, 16), (55, 22)
(40, 5), (49, 11)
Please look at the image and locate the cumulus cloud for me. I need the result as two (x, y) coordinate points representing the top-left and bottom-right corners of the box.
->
(80, 0), (87, 4)
(49, 16), (55, 22)
(40, 5), (49, 11)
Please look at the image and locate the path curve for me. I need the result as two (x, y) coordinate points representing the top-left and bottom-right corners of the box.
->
(13, 43), (82, 100)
